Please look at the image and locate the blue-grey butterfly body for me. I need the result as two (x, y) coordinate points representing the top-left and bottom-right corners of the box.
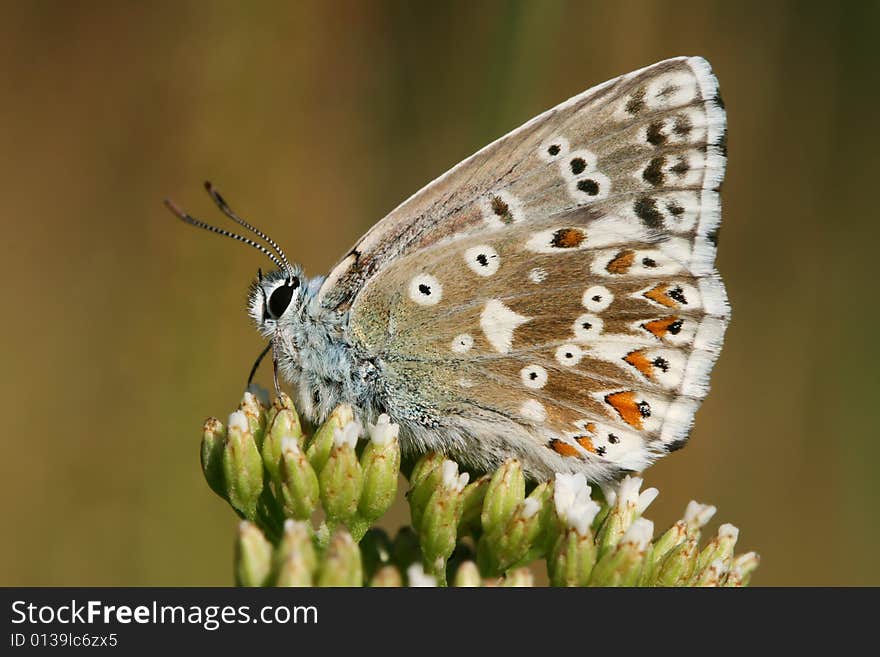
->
(201, 56), (728, 482)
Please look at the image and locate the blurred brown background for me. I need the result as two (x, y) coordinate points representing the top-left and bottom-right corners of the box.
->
(1, 0), (877, 586)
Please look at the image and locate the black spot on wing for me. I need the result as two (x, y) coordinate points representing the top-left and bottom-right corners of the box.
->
(634, 197), (664, 228)
(643, 157), (665, 187)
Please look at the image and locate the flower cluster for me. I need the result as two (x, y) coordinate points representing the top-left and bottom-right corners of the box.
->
(202, 391), (759, 587)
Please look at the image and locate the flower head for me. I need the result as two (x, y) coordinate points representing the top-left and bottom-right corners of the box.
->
(554, 472), (601, 536)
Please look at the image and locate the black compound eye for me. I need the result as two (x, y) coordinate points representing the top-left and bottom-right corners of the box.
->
(267, 278), (298, 318)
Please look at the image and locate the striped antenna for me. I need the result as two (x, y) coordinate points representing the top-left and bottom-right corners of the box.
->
(203, 181), (294, 279)
(163, 198), (287, 274)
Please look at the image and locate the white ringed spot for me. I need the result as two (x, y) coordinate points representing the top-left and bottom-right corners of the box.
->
(451, 333), (474, 354)
(573, 313), (603, 341)
(408, 273), (442, 306)
(520, 365), (548, 389)
(457, 378), (475, 388)
(464, 245), (500, 277)
(555, 344), (584, 367)
(539, 136), (570, 163)
(520, 399), (547, 422)
(528, 267), (547, 283)
(582, 286), (613, 312)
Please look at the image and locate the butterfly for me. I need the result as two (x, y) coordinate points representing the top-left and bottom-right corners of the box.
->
(167, 56), (729, 482)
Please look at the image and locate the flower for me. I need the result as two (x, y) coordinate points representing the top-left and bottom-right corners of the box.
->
(441, 460), (469, 492)
(684, 500), (717, 530)
(621, 517), (654, 552)
(369, 414), (399, 446)
(554, 473), (601, 537)
(332, 420), (362, 449)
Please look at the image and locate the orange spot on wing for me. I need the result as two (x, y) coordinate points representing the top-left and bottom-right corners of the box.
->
(624, 349), (655, 379)
(549, 439), (581, 458)
(644, 283), (676, 307)
(643, 316), (680, 338)
(575, 435), (597, 453)
(606, 249), (635, 274)
(551, 228), (586, 248)
(604, 391), (644, 430)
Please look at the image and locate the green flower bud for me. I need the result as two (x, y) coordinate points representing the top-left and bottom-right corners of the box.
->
(452, 561), (482, 587)
(370, 565), (403, 587)
(695, 523), (739, 578)
(502, 567), (534, 587)
(549, 529), (597, 587)
(223, 411), (264, 520)
(725, 551), (760, 587)
(275, 551), (313, 587)
(409, 452), (446, 489)
(693, 558), (728, 587)
(683, 500), (717, 541)
(272, 520), (316, 587)
(420, 460), (469, 585)
(481, 459), (524, 541)
(458, 474), (490, 538)
(318, 420), (364, 529)
(262, 393), (302, 482)
(278, 439), (319, 520)
(358, 415), (401, 523)
(595, 475), (658, 556)
(493, 482), (553, 570)
(407, 453), (446, 532)
(234, 521), (272, 586)
(654, 536), (699, 587)
(589, 518), (653, 587)
(275, 520), (317, 574)
(307, 404), (353, 474)
(239, 390), (268, 451)
(200, 417), (227, 500)
(640, 520), (687, 586)
(316, 529), (363, 587)
(547, 473), (602, 586)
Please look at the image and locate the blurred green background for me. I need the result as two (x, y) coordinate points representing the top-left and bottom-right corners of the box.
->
(1, 0), (877, 586)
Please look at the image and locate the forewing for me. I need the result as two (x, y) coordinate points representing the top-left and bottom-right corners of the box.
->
(344, 57), (728, 477)
(320, 56), (725, 311)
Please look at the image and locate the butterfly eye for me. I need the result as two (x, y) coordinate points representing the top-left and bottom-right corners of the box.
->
(267, 277), (299, 319)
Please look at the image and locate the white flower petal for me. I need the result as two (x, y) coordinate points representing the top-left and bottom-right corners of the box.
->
(369, 414), (399, 446)
(332, 420), (362, 448)
(441, 460), (468, 492)
(616, 475), (644, 511)
(683, 501), (717, 529)
(718, 523), (739, 541)
(637, 487), (659, 515)
(622, 517), (654, 551)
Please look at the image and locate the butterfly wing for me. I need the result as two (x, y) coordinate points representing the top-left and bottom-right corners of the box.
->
(339, 57), (728, 479)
